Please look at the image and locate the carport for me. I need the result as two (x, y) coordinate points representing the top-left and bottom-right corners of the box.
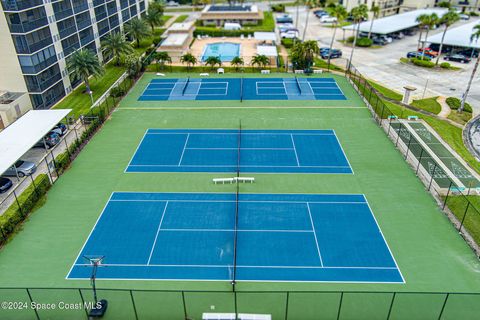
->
(427, 21), (480, 50)
(0, 109), (71, 199)
(343, 8), (448, 36)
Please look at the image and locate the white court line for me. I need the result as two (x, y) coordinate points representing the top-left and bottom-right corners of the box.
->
(290, 134), (300, 167)
(73, 263), (398, 270)
(333, 131), (354, 175)
(147, 201), (169, 265)
(110, 199), (367, 205)
(184, 148), (295, 150)
(178, 133), (190, 166)
(124, 130), (149, 173)
(159, 228), (314, 233)
(146, 132), (335, 136)
(307, 202), (324, 267)
(128, 164), (350, 168)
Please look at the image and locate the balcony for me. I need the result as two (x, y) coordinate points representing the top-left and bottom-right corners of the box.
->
(1, 0), (43, 11)
(59, 25), (77, 39)
(20, 55), (58, 75)
(76, 18), (91, 31)
(27, 37), (53, 53)
(80, 34), (94, 46)
(73, 2), (88, 13)
(8, 16), (48, 33)
(54, 8), (73, 21)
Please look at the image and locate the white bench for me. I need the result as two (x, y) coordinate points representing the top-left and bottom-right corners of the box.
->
(261, 69), (270, 74)
(217, 68), (224, 74)
(213, 178), (235, 184)
(407, 115), (419, 121)
(294, 69), (304, 74)
(200, 73), (209, 77)
(235, 177), (255, 183)
(156, 73), (165, 76)
(313, 69), (323, 74)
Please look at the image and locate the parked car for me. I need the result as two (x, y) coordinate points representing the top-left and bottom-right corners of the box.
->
(457, 49), (479, 58)
(403, 29), (417, 36)
(276, 14), (293, 24)
(375, 35), (392, 43)
(372, 37), (387, 45)
(33, 132), (60, 149)
(50, 123), (67, 136)
(319, 15), (337, 23)
(314, 10), (328, 18)
(418, 48), (438, 57)
(278, 26), (298, 33)
(166, 1), (179, 6)
(460, 14), (470, 20)
(0, 177), (13, 193)
(2, 160), (37, 177)
(320, 49), (342, 59)
(444, 54), (471, 63)
(280, 30), (298, 39)
(391, 32), (404, 40)
(407, 51), (433, 59)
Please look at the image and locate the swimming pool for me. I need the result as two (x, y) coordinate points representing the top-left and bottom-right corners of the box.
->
(201, 42), (240, 62)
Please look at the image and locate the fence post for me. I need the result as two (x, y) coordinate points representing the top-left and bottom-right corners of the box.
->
(336, 292), (344, 320)
(29, 174), (39, 197)
(182, 291), (187, 319)
(437, 293), (449, 320)
(404, 134), (413, 160)
(416, 148), (424, 175)
(44, 157), (54, 183)
(459, 201), (470, 232)
(13, 190), (24, 217)
(78, 289), (89, 318)
(443, 181), (453, 210)
(130, 290), (139, 320)
(428, 163), (437, 191)
(284, 292), (289, 320)
(387, 292), (396, 320)
(26, 288), (40, 320)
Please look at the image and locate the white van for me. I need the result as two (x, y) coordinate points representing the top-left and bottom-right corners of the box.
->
(224, 23), (241, 31)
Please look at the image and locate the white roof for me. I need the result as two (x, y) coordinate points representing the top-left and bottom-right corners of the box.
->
(0, 109), (71, 175)
(254, 32), (277, 41)
(161, 33), (190, 47)
(257, 45), (278, 57)
(427, 21), (480, 49)
(343, 8), (448, 35)
(168, 21), (195, 32)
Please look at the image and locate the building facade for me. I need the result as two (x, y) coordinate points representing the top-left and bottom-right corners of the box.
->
(0, 0), (148, 110)
(439, 0), (480, 12)
(339, 0), (436, 17)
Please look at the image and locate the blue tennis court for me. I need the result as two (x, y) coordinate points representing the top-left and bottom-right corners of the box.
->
(126, 129), (352, 174)
(67, 192), (403, 283)
(138, 77), (346, 101)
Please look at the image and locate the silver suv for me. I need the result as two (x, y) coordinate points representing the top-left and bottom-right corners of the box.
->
(2, 160), (37, 177)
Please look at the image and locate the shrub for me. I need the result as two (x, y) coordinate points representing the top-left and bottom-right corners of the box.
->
(0, 174), (51, 243)
(271, 4), (285, 12)
(281, 38), (294, 48)
(110, 86), (126, 98)
(440, 62), (451, 69)
(411, 58), (435, 68)
(470, 11), (479, 17)
(356, 37), (373, 47)
(346, 36), (355, 43)
(446, 97), (473, 113)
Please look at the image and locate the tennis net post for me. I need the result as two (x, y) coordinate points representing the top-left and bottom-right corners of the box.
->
(295, 76), (302, 95)
(182, 77), (190, 95)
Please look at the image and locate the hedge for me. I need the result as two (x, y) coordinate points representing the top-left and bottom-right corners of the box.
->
(440, 62), (451, 69)
(0, 174), (51, 245)
(281, 38), (294, 48)
(271, 4), (285, 12)
(356, 37), (373, 47)
(411, 58), (435, 68)
(194, 12), (274, 37)
(446, 97), (473, 113)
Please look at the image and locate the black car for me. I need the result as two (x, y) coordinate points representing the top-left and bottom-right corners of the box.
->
(0, 177), (13, 193)
(321, 49), (342, 59)
(444, 54), (471, 63)
(372, 37), (387, 45)
(457, 49), (479, 58)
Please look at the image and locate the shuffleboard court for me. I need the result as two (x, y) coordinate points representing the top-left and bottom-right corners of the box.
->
(138, 77), (346, 101)
(126, 129), (352, 174)
(67, 192), (403, 283)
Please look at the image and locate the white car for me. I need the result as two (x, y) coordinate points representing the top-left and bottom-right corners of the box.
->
(320, 15), (337, 23)
(281, 31), (299, 39)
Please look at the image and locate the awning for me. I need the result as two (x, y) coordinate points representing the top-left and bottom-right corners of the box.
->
(0, 109), (71, 175)
(254, 32), (277, 42)
(427, 21), (480, 49)
(343, 8), (448, 35)
(257, 45), (278, 57)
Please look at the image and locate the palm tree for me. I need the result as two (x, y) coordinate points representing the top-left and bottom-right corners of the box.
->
(101, 32), (133, 66)
(251, 54), (269, 69)
(347, 4), (368, 70)
(231, 56), (244, 71)
(303, 40), (319, 70)
(205, 56), (222, 70)
(144, 6), (164, 33)
(459, 24), (480, 112)
(124, 53), (142, 78)
(415, 14), (429, 51)
(153, 51), (171, 70)
(326, 4), (347, 71)
(180, 53), (197, 70)
(435, 10), (460, 66)
(124, 18), (151, 48)
(67, 48), (104, 95)
(367, 5), (380, 39)
(420, 13), (439, 60)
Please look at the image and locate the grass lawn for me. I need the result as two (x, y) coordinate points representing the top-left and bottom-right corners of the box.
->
(53, 63), (126, 117)
(448, 110), (473, 125)
(162, 15), (173, 24)
(411, 97), (441, 114)
(368, 80), (402, 101)
(444, 195), (480, 246)
(173, 14), (188, 23)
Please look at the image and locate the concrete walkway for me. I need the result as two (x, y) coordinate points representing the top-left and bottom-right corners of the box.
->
(437, 96), (452, 119)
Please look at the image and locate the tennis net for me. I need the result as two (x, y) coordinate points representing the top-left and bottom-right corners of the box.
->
(295, 76), (302, 95)
(232, 121), (241, 285)
(182, 77), (190, 95)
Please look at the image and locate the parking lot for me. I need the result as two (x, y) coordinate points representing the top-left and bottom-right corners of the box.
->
(287, 6), (480, 114)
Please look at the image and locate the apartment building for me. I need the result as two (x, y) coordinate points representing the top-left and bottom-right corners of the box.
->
(440, 0), (480, 12)
(0, 0), (148, 110)
(339, 1), (436, 17)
